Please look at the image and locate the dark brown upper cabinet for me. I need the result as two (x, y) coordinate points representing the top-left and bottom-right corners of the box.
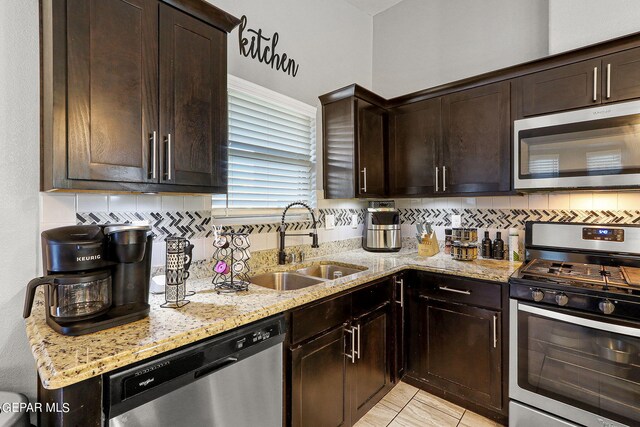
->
(521, 58), (602, 117)
(320, 85), (387, 199)
(41, 0), (239, 194)
(388, 98), (441, 196)
(520, 47), (640, 117)
(440, 81), (511, 195)
(602, 47), (640, 103)
(159, 4), (227, 189)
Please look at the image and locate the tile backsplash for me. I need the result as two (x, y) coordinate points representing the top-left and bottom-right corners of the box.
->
(39, 193), (367, 270)
(39, 191), (640, 273)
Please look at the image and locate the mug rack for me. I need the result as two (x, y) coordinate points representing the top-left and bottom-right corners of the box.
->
(212, 231), (251, 293)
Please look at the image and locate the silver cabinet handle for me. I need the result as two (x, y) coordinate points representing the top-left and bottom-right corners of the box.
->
(493, 315), (498, 348)
(361, 167), (367, 193)
(606, 63), (611, 99)
(442, 166), (447, 192)
(593, 66), (598, 102)
(165, 134), (172, 180)
(395, 278), (404, 307)
(438, 286), (471, 295)
(345, 326), (356, 363)
(356, 324), (361, 360)
(435, 167), (439, 192)
(149, 131), (157, 179)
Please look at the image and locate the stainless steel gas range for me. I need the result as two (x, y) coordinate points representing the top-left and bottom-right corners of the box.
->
(509, 222), (640, 427)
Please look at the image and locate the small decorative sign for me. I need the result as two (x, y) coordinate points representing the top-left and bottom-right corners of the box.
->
(238, 15), (300, 78)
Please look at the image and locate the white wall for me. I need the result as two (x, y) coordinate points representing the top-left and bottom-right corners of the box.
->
(0, 0), (40, 399)
(372, 0), (549, 98)
(549, 0), (640, 54)
(208, 0), (373, 106)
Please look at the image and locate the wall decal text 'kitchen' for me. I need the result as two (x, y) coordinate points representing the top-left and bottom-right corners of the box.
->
(238, 15), (299, 77)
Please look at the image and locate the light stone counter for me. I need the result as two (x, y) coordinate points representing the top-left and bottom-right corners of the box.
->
(26, 248), (520, 389)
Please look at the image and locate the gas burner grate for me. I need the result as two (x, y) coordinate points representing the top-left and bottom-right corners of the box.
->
(520, 259), (640, 293)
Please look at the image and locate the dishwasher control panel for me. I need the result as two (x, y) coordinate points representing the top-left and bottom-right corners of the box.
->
(234, 324), (279, 350)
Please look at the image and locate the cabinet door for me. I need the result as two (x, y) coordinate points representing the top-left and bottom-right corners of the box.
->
(290, 326), (349, 427)
(159, 4), (227, 189)
(388, 98), (440, 196)
(323, 98), (356, 199)
(351, 304), (393, 421)
(521, 59), (601, 116)
(418, 296), (502, 409)
(441, 81), (510, 195)
(66, 0), (158, 183)
(357, 100), (386, 198)
(602, 47), (640, 103)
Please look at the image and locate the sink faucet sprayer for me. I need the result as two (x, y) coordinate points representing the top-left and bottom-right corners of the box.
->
(278, 201), (319, 265)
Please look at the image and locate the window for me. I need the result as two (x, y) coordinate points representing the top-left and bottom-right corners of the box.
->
(213, 76), (316, 213)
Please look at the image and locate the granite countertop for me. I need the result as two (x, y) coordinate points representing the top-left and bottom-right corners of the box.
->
(25, 248), (521, 389)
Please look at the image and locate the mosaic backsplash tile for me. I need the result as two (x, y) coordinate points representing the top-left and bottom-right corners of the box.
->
(399, 207), (640, 229)
(76, 210), (213, 241)
(76, 208), (367, 240)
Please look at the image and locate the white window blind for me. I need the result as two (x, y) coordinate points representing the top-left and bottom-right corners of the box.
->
(214, 76), (317, 212)
(529, 154), (560, 175)
(587, 149), (622, 171)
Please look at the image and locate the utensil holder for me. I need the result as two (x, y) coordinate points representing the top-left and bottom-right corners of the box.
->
(418, 232), (440, 257)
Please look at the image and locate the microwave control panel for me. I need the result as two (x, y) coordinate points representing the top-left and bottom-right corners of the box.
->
(582, 227), (624, 242)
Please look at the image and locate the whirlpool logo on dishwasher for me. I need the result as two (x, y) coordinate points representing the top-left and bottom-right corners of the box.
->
(139, 378), (155, 387)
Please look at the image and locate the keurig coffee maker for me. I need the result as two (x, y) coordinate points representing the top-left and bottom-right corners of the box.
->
(23, 224), (153, 335)
(363, 201), (402, 252)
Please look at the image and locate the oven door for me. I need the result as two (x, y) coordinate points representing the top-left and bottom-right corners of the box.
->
(514, 100), (640, 190)
(509, 299), (640, 427)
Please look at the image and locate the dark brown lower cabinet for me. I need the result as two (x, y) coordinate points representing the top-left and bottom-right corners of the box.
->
(287, 277), (395, 427)
(290, 325), (349, 427)
(418, 297), (502, 409)
(405, 272), (507, 422)
(351, 304), (392, 421)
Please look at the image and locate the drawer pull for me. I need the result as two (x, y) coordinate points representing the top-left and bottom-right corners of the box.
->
(438, 286), (471, 295)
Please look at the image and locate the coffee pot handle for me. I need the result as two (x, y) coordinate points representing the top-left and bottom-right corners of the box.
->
(23, 276), (56, 318)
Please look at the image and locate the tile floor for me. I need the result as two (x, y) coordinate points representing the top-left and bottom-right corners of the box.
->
(355, 382), (504, 427)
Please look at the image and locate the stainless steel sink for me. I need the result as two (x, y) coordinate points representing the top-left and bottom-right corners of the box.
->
(296, 264), (366, 280)
(250, 272), (325, 291)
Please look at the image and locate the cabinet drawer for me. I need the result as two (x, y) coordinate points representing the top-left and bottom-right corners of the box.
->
(290, 294), (350, 345)
(351, 278), (392, 318)
(417, 272), (502, 310)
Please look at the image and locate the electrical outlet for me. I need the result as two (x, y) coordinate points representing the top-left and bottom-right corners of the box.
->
(325, 214), (335, 230)
(451, 214), (462, 228)
(351, 213), (358, 228)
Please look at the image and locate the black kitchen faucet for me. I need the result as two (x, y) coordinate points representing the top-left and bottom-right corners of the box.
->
(278, 201), (319, 265)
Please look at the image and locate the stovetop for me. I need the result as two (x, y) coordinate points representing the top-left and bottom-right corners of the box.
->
(511, 258), (640, 320)
(518, 259), (640, 295)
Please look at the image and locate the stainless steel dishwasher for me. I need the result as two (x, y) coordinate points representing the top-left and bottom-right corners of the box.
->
(106, 315), (284, 427)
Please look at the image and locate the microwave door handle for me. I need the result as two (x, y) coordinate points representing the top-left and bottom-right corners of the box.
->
(518, 303), (640, 337)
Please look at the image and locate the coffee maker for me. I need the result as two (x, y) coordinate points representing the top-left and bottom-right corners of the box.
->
(23, 224), (153, 335)
(363, 201), (402, 252)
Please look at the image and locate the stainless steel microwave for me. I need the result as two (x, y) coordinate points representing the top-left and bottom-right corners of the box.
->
(514, 100), (640, 190)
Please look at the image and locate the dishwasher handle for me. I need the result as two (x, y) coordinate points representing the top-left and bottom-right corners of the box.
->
(194, 356), (239, 379)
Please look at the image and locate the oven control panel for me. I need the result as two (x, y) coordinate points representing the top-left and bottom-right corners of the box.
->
(582, 227), (624, 242)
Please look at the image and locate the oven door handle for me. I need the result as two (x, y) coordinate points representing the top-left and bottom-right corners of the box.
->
(519, 303), (640, 337)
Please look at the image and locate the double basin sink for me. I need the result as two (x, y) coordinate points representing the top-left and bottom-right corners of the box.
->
(250, 263), (367, 291)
